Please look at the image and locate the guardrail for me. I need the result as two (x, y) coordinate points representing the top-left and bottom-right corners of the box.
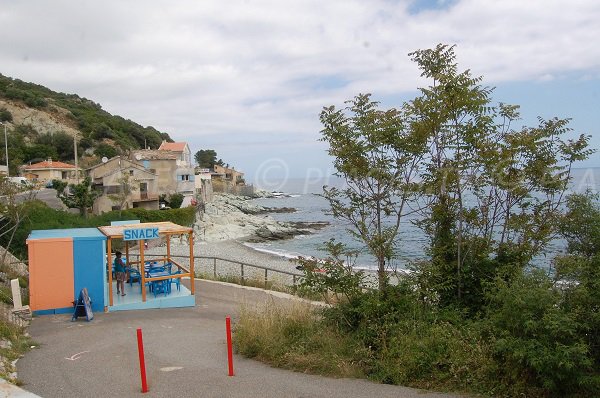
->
(130, 253), (304, 288)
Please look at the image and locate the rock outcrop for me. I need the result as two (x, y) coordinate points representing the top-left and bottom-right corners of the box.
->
(193, 193), (326, 242)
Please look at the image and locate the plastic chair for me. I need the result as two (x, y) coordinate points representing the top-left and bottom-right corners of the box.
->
(128, 268), (141, 287)
(170, 270), (182, 292)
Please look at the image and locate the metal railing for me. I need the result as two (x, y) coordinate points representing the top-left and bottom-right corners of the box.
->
(130, 253), (304, 288)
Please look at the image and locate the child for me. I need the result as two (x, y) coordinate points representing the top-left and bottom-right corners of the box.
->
(114, 251), (126, 296)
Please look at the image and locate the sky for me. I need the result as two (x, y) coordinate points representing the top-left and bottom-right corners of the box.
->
(1, 0), (600, 185)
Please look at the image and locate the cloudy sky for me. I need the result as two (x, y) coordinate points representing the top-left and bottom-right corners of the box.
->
(1, 0), (600, 183)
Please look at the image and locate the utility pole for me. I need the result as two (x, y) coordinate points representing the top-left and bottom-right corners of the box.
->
(1, 122), (8, 177)
(74, 135), (79, 184)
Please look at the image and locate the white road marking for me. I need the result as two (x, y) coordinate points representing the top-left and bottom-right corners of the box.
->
(65, 351), (90, 361)
(160, 367), (183, 372)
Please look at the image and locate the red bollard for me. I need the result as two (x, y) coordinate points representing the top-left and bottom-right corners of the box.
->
(137, 328), (149, 393)
(226, 316), (234, 376)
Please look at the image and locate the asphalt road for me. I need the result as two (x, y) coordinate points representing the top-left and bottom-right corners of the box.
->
(14, 188), (66, 210)
(17, 280), (461, 398)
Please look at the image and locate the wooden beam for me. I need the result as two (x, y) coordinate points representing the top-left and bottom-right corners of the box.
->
(125, 241), (130, 267)
(189, 231), (195, 295)
(141, 239), (146, 302)
(107, 238), (113, 307)
(166, 234), (171, 265)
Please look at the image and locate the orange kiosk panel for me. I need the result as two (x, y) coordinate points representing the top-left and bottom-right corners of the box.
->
(28, 238), (75, 312)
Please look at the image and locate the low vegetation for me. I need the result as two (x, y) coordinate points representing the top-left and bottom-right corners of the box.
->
(0, 200), (196, 259)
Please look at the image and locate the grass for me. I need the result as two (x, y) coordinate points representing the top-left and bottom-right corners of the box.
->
(234, 303), (366, 378)
(0, 318), (35, 383)
(196, 272), (296, 295)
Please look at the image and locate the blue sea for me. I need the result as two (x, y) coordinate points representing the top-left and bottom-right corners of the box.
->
(248, 167), (600, 271)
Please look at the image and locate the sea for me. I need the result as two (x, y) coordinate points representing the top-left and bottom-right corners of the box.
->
(247, 167), (600, 271)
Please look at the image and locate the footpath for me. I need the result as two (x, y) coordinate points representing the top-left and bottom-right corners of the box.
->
(16, 280), (460, 398)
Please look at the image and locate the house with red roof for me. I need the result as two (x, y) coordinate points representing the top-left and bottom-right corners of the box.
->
(23, 159), (82, 184)
(158, 141), (192, 167)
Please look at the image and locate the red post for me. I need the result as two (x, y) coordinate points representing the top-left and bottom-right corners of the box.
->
(137, 328), (149, 393)
(226, 316), (234, 376)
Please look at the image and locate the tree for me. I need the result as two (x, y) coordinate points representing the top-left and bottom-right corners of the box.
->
(405, 44), (593, 311)
(54, 177), (99, 217)
(94, 142), (118, 159)
(319, 94), (426, 289)
(168, 193), (184, 209)
(195, 149), (224, 169)
(108, 171), (138, 217)
(0, 107), (12, 122)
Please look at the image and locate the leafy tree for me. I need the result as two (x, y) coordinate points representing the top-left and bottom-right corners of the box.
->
(557, 192), (600, 366)
(319, 94), (425, 289)
(405, 44), (593, 310)
(195, 149), (224, 169)
(108, 171), (138, 217)
(94, 142), (118, 159)
(168, 193), (184, 209)
(35, 131), (75, 161)
(53, 177), (99, 217)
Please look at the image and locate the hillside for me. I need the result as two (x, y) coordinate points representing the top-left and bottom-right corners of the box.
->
(0, 74), (173, 174)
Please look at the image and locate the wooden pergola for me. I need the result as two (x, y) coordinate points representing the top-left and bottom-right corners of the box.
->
(98, 221), (195, 307)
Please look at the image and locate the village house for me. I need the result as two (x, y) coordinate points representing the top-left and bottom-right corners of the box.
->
(22, 159), (82, 184)
(213, 164), (245, 185)
(86, 156), (159, 214)
(131, 147), (195, 201)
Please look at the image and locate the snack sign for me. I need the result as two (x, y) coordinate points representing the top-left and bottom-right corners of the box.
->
(123, 227), (159, 241)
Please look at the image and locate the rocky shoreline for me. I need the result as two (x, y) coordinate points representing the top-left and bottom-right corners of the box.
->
(193, 193), (328, 243)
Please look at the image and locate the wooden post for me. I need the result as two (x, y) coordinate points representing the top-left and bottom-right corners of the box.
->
(125, 241), (130, 267)
(189, 231), (195, 294)
(140, 239), (146, 302)
(166, 234), (171, 265)
(107, 238), (113, 307)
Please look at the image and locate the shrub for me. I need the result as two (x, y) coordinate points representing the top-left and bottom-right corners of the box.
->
(168, 193), (184, 209)
(484, 271), (598, 396)
(0, 107), (12, 122)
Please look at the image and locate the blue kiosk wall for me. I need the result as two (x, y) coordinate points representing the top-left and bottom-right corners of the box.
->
(27, 228), (107, 314)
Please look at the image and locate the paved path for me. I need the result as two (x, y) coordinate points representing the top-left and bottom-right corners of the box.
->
(17, 280), (460, 398)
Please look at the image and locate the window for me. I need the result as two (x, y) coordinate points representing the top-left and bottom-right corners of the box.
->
(129, 170), (134, 176)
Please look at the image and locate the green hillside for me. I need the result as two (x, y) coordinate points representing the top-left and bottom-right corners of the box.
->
(0, 73), (173, 174)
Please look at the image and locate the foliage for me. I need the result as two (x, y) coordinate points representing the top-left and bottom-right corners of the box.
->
(557, 192), (600, 366)
(168, 193), (184, 209)
(234, 303), (366, 378)
(0, 107), (12, 122)
(35, 132), (75, 160)
(320, 94), (425, 289)
(297, 239), (367, 302)
(0, 73), (173, 172)
(94, 142), (118, 159)
(0, 200), (196, 259)
(404, 44), (593, 312)
(245, 44), (600, 397)
(483, 271), (598, 395)
(194, 149), (224, 169)
(53, 177), (99, 217)
(107, 171), (138, 216)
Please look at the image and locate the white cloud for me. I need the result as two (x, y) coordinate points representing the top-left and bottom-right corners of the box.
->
(0, 0), (599, 176)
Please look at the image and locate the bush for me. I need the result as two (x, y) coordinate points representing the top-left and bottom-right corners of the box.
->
(168, 193), (184, 209)
(0, 107), (12, 122)
(484, 271), (599, 396)
(0, 201), (196, 259)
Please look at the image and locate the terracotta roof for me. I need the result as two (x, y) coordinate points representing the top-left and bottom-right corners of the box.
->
(158, 142), (187, 152)
(24, 160), (77, 170)
(131, 150), (178, 160)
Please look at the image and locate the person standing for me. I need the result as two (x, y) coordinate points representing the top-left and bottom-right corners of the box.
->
(114, 251), (126, 296)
